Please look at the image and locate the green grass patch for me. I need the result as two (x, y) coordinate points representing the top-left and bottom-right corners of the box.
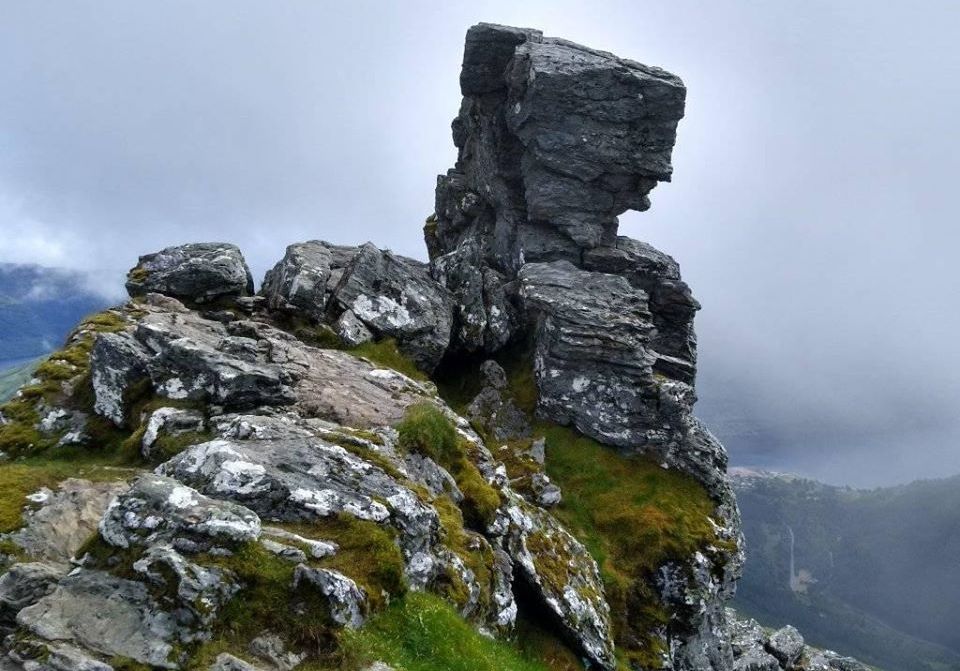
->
(540, 422), (728, 667)
(190, 514), (407, 670)
(350, 339), (429, 382)
(397, 404), (501, 529)
(341, 591), (553, 671)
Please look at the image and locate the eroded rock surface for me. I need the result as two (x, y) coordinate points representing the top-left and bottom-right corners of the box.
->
(126, 243), (254, 303)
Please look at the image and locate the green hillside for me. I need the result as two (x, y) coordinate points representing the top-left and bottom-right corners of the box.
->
(733, 471), (960, 671)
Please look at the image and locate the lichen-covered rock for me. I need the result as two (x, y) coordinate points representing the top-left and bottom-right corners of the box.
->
(465, 360), (530, 443)
(89, 331), (151, 425)
(292, 565), (366, 628)
(209, 653), (264, 671)
(334, 309), (373, 347)
(328, 243), (455, 372)
(260, 241), (360, 321)
(126, 243), (254, 303)
(501, 494), (615, 670)
(767, 625), (805, 668)
(133, 545), (239, 625)
(98, 474), (261, 552)
(141, 407), (206, 459)
(0, 562), (65, 629)
(429, 240), (516, 353)
(159, 434), (441, 587)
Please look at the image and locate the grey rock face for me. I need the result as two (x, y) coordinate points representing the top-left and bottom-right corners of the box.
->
(433, 23), (684, 268)
(209, 653), (263, 671)
(159, 434), (441, 588)
(89, 332), (151, 426)
(334, 309), (373, 347)
(126, 243), (254, 303)
(260, 241), (359, 321)
(141, 407), (206, 460)
(0, 563), (64, 627)
(429, 23), (685, 351)
(292, 565), (366, 628)
(7, 479), (128, 562)
(98, 474), (261, 552)
(767, 626), (804, 668)
(328, 243), (454, 372)
(16, 571), (181, 668)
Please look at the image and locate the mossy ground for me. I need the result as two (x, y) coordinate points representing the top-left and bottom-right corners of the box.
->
(339, 591), (556, 671)
(396, 403), (501, 529)
(540, 422), (726, 668)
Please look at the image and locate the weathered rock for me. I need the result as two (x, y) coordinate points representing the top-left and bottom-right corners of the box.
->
(260, 241), (359, 321)
(0, 563), (65, 627)
(132, 545), (239, 625)
(126, 243), (253, 303)
(92, 297), (438, 429)
(583, 236), (699, 381)
(98, 474), (261, 552)
(465, 361), (530, 442)
(767, 625), (804, 668)
(429, 240), (516, 353)
(429, 23), (685, 351)
(159, 435), (441, 587)
(501, 494), (615, 670)
(328, 243), (455, 372)
(334, 309), (373, 347)
(141, 407), (206, 460)
(292, 565), (366, 628)
(16, 570), (181, 668)
(209, 653), (263, 671)
(8, 479), (128, 562)
(248, 633), (306, 671)
(6, 641), (116, 671)
(89, 331), (151, 426)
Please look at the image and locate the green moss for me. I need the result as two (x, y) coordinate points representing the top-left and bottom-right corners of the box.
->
(350, 339), (429, 382)
(539, 422), (728, 668)
(283, 515), (407, 610)
(0, 308), (132, 457)
(127, 267), (150, 284)
(431, 496), (494, 613)
(340, 591), (552, 671)
(397, 403), (459, 463)
(190, 515), (406, 669)
(397, 404), (501, 529)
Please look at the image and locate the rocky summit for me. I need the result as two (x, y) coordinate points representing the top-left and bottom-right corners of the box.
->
(0, 22), (868, 671)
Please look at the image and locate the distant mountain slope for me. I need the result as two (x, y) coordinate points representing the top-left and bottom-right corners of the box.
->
(0, 263), (109, 366)
(0, 359), (39, 404)
(733, 469), (960, 671)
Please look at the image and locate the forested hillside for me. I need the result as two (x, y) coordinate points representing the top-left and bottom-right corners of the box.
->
(733, 470), (960, 671)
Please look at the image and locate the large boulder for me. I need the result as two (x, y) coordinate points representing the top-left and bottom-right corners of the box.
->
(126, 243), (254, 303)
(16, 570), (184, 669)
(260, 240), (359, 321)
(328, 243), (455, 372)
(98, 474), (261, 552)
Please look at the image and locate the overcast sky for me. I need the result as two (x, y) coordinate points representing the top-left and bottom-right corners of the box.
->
(2, 1), (958, 486)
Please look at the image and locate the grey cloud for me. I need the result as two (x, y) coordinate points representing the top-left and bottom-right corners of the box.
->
(1, 1), (958, 485)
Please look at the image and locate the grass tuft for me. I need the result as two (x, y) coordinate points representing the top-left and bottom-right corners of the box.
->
(350, 339), (429, 382)
(397, 404), (501, 529)
(341, 591), (552, 671)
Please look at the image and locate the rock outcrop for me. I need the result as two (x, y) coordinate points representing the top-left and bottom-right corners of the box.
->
(0, 21), (873, 671)
(126, 243), (254, 303)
